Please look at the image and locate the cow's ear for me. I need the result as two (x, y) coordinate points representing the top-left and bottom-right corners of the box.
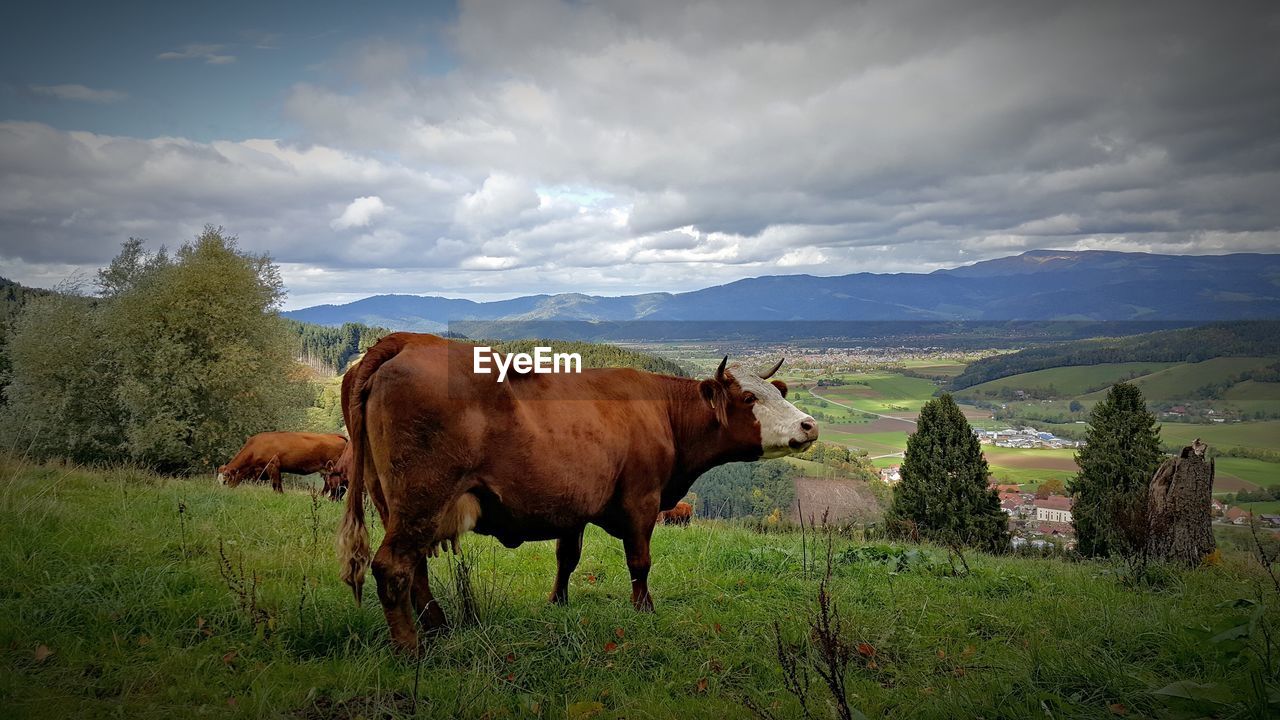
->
(771, 380), (788, 398)
(699, 379), (729, 426)
(699, 379), (717, 407)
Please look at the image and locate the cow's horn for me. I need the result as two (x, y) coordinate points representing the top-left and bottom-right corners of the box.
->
(761, 357), (784, 379)
(715, 355), (728, 383)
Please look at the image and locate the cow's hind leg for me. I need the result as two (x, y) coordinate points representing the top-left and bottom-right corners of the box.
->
(372, 534), (424, 653)
(624, 526), (655, 612)
(549, 527), (585, 605)
(412, 554), (447, 632)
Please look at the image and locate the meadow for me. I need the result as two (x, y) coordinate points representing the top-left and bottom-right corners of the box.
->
(3, 460), (1277, 719)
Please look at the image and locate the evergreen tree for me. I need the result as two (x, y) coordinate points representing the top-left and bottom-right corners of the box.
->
(1069, 382), (1163, 557)
(886, 394), (1008, 552)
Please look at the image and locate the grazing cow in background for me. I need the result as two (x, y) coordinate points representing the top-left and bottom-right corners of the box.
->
(322, 444), (352, 500)
(336, 332), (818, 652)
(658, 501), (694, 526)
(219, 431), (348, 494)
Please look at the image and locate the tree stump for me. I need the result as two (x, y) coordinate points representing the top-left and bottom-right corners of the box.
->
(1146, 439), (1215, 565)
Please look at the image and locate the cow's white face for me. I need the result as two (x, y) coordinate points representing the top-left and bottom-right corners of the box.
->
(733, 367), (818, 458)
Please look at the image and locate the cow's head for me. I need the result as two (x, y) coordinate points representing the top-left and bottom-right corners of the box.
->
(700, 356), (818, 459)
(218, 465), (242, 488)
(321, 459), (347, 500)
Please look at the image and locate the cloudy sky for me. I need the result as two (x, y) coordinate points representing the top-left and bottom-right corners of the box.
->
(2, 0), (1278, 309)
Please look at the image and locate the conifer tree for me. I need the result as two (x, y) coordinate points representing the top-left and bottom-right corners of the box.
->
(887, 394), (1008, 552)
(1069, 382), (1163, 557)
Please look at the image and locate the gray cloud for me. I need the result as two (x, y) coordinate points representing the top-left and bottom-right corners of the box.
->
(156, 43), (237, 64)
(4, 0), (1279, 307)
(28, 83), (127, 103)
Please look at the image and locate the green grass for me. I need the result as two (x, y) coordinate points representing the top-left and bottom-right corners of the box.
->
(957, 362), (1177, 399)
(812, 373), (939, 416)
(1237, 500), (1280, 514)
(2, 458), (1280, 717)
(1215, 458), (1280, 489)
(2, 461), (1279, 719)
(1161, 420), (1280, 454)
(820, 430), (910, 457)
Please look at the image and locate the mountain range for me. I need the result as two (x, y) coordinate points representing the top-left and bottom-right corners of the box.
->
(284, 250), (1280, 332)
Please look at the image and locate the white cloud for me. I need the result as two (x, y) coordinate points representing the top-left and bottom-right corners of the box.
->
(156, 43), (237, 65)
(331, 196), (389, 230)
(29, 84), (127, 104)
(454, 174), (541, 233)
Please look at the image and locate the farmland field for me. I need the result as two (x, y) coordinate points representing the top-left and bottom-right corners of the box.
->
(808, 373), (940, 418)
(1161, 420), (1280, 455)
(1215, 458), (1280, 490)
(2, 461), (1278, 719)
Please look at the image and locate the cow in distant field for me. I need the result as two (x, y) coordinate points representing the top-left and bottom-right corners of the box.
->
(336, 332), (818, 652)
(323, 443), (353, 500)
(658, 501), (694, 526)
(219, 431), (348, 494)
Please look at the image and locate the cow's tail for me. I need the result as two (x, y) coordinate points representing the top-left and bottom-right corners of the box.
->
(336, 333), (410, 605)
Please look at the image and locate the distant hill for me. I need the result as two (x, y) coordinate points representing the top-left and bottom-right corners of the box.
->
(285, 250), (1280, 332)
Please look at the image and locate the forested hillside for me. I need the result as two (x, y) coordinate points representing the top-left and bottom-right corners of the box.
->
(285, 320), (390, 374)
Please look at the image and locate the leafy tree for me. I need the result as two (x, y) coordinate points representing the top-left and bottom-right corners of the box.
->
(1068, 382), (1163, 557)
(692, 460), (796, 520)
(103, 227), (310, 471)
(96, 237), (169, 298)
(1036, 477), (1067, 499)
(886, 394), (1008, 552)
(1069, 400), (1084, 413)
(2, 229), (310, 472)
(2, 291), (128, 462)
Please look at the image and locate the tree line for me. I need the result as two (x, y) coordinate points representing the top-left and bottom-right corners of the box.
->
(286, 320), (389, 374)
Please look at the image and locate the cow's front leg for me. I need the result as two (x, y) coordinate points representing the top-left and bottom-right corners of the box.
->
(623, 528), (655, 612)
(549, 528), (585, 605)
(267, 462), (283, 493)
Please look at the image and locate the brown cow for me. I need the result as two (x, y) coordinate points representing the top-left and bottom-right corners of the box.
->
(658, 501), (694, 526)
(322, 443), (353, 500)
(219, 431), (348, 494)
(336, 332), (818, 652)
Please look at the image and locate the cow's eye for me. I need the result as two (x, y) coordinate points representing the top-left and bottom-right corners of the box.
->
(742, 393), (756, 404)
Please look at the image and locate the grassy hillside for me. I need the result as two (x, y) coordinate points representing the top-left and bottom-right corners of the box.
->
(1161, 420), (1280, 455)
(1223, 379), (1280, 415)
(2, 461), (1277, 719)
(952, 321), (1280, 388)
(1077, 357), (1276, 404)
(956, 362), (1176, 399)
